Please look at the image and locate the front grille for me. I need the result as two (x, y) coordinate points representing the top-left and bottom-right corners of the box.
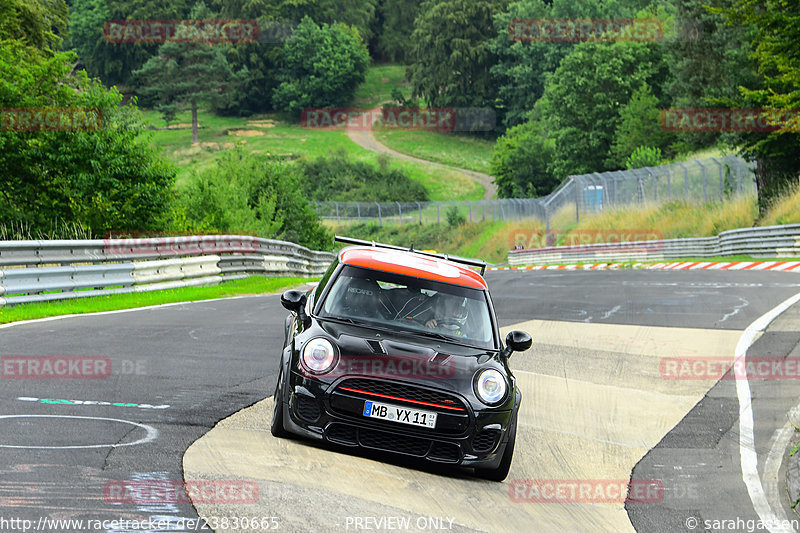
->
(472, 430), (500, 453)
(337, 378), (466, 412)
(429, 441), (461, 463)
(327, 423), (357, 445)
(324, 423), (462, 462)
(295, 396), (321, 422)
(358, 427), (431, 456)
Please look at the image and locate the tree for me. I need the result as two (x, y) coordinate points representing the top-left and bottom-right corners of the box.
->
(666, 0), (758, 153)
(372, 0), (423, 62)
(610, 83), (675, 167)
(713, 0), (800, 211)
(542, 40), (670, 178)
(272, 16), (369, 116)
(490, 118), (558, 198)
(0, 41), (176, 234)
(70, 0), (194, 86)
(132, 2), (241, 143)
(0, 0), (68, 52)
(407, 0), (505, 109)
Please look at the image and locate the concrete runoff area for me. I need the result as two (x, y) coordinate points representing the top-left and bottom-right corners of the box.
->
(183, 320), (743, 532)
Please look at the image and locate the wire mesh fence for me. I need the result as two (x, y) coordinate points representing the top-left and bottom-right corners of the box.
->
(314, 155), (756, 227)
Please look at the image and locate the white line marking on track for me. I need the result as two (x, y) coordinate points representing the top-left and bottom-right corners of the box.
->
(735, 290), (800, 533)
(763, 418), (796, 527)
(0, 415), (158, 449)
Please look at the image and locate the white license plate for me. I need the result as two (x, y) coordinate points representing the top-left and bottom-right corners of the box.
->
(363, 400), (437, 429)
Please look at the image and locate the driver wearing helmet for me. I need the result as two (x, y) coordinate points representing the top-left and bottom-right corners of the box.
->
(425, 294), (468, 335)
(342, 278), (382, 318)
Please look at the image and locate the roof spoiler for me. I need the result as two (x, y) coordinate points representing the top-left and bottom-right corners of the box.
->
(335, 235), (487, 276)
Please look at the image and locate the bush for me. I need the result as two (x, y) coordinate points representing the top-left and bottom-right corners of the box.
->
(446, 206), (466, 227)
(490, 118), (559, 198)
(626, 146), (663, 169)
(172, 149), (331, 250)
(297, 152), (428, 202)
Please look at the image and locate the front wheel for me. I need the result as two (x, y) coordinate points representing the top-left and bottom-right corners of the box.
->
(474, 412), (517, 482)
(270, 368), (290, 438)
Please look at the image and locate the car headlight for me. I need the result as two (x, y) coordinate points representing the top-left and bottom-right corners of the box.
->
(475, 369), (507, 405)
(301, 338), (336, 374)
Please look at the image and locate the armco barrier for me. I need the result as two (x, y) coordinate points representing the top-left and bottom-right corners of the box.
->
(0, 235), (334, 307)
(508, 224), (800, 266)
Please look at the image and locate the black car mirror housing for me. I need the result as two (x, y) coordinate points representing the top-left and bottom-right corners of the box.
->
(502, 330), (532, 359)
(281, 289), (311, 328)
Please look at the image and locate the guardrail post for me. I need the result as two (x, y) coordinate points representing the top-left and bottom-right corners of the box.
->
(396, 201), (402, 224)
(468, 203), (472, 222)
(335, 202), (340, 224)
(436, 201), (440, 224)
(417, 202), (422, 223)
(357, 203), (361, 223)
(376, 202), (382, 227)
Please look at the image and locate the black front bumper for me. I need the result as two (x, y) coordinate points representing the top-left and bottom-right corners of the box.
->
(280, 372), (515, 468)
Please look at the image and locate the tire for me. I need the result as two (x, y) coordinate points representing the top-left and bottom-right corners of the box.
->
(474, 411), (517, 482)
(270, 368), (290, 438)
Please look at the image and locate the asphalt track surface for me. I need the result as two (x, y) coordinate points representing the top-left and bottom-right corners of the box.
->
(1, 270), (799, 532)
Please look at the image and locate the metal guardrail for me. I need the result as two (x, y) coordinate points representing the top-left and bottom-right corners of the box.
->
(0, 235), (334, 307)
(508, 224), (800, 266)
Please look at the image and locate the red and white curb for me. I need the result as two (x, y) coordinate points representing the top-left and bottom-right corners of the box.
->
(488, 261), (800, 272)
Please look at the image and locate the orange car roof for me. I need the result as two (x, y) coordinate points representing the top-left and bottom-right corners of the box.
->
(339, 247), (488, 289)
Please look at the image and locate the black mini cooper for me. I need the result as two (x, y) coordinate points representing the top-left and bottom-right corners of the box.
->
(271, 236), (532, 481)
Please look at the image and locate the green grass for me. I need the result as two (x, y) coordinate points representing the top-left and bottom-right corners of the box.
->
(142, 108), (483, 200)
(373, 130), (495, 174)
(0, 276), (312, 324)
(352, 64), (410, 107)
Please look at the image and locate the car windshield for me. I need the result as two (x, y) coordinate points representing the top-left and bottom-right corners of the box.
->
(319, 265), (496, 349)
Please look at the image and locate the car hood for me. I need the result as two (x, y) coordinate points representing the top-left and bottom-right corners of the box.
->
(298, 319), (508, 394)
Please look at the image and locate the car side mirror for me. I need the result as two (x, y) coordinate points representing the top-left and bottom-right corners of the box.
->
(502, 330), (532, 359)
(281, 290), (311, 328)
